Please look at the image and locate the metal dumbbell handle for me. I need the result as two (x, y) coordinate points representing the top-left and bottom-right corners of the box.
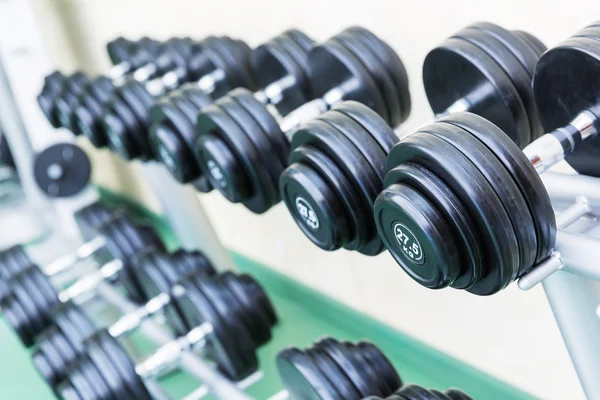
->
(57, 257), (123, 302)
(108, 292), (171, 337)
(523, 109), (598, 173)
(253, 75), (299, 111)
(135, 322), (213, 380)
(42, 235), (107, 278)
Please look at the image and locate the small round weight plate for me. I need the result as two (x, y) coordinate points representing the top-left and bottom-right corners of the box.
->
(34, 143), (91, 198)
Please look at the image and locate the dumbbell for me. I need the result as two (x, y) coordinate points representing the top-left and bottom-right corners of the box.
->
(52, 270), (277, 399)
(364, 385), (473, 400)
(38, 36), (160, 130)
(99, 35), (257, 161)
(159, 27), (410, 216)
(0, 210), (164, 307)
(149, 29), (315, 190)
(372, 22), (600, 295)
(275, 337), (403, 399)
(60, 37), (192, 142)
(278, 22), (545, 256)
(29, 247), (215, 387)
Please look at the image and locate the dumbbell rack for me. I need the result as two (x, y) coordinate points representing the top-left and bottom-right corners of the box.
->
(0, 1), (255, 399)
(1, 0), (600, 399)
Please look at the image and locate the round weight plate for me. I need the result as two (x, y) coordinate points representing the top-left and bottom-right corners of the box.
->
(221, 272), (274, 346)
(291, 119), (383, 255)
(33, 328), (70, 387)
(103, 100), (142, 160)
(533, 37), (600, 177)
(107, 37), (132, 65)
(383, 131), (515, 295)
(217, 97), (281, 208)
(397, 384), (439, 399)
(513, 30), (547, 56)
(34, 143), (91, 198)
(150, 99), (200, 181)
(315, 337), (374, 397)
(26, 266), (61, 326)
(276, 347), (340, 400)
(439, 113), (556, 267)
(306, 347), (362, 399)
(309, 39), (385, 120)
(73, 98), (104, 146)
(426, 122), (532, 283)
(357, 341), (402, 395)
(333, 32), (396, 126)
(287, 145), (363, 251)
(333, 100), (399, 155)
(115, 83), (153, 160)
(228, 88), (289, 169)
(173, 278), (255, 381)
(1, 291), (36, 347)
(453, 27), (533, 146)
(98, 330), (152, 400)
(0, 245), (32, 282)
(55, 91), (80, 131)
(205, 37), (248, 94)
(423, 37), (526, 144)
(43, 71), (66, 93)
(220, 36), (256, 90)
(345, 27), (411, 125)
(342, 342), (385, 397)
(64, 354), (114, 400)
(383, 163), (482, 289)
(196, 104), (270, 213)
(172, 249), (216, 277)
(84, 331), (132, 399)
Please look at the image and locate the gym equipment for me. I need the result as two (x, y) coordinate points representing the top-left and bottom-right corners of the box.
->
(29, 247), (215, 387)
(172, 27), (410, 216)
(278, 22), (545, 255)
(150, 29), (315, 189)
(73, 201), (115, 239)
(0, 211), (164, 307)
(364, 385), (472, 400)
(373, 22), (600, 295)
(275, 337), (402, 399)
(100, 35), (256, 161)
(51, 270), (276, 399)
(105, 36), (161, 82)
(32, 142), (91, 197)
(37, 71), (89, 129)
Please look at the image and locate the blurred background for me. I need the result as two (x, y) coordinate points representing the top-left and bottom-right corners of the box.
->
(28, 1), (598, 399)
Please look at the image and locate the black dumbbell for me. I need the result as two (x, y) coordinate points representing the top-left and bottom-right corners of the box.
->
(364, 385), (473, 400)
(165, 27), (410, 216)
(100, 35), (257, 161)
(30, 247), (215, 387)
(278, 22), (545, 256)
(0, 210), (164, 308)
(61, 38), (190, 141)
(372, 22), (600, 295)
(149, 29), (315, 190)
(106, 36), (161, 82)
(276, 337), (403, 399)
(38, 72), (90, 128)
(53, 270), (276, 399)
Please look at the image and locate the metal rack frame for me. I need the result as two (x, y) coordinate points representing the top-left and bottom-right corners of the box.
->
(1, 0), (600, 398)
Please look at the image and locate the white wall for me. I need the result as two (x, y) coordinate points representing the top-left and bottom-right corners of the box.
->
(33, 1), (599, 398)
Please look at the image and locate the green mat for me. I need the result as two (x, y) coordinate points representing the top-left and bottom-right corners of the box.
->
(0, 191), (536, 399)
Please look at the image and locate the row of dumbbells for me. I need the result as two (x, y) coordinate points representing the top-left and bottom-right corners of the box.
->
(39, 22), (600, 298)
(0, 201), (472, 399)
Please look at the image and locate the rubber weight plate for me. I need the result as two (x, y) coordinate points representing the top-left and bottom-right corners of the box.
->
(426, 121), (533, 283)
(452, 27), (533, 146)
(356, 341), (402, 395)
(332, 32), (397, 127)
(277, 347), (340, 400)
(345, 27), (411, 125)
(306, 347), (361, 399)
(423, 37), (526, 144)
(309, 36), (385, 121)
(173, 276), (257, 380)
(34, 143), (91, 198)
(0, 245), (33, 284)
(196, 103), (268, 212)
(341, 342), (385, 397)
(439, 112), (555, 267)
(534, 37), (600, 177)
(379, 127), (517, 295)
(218, 96), (281, 209)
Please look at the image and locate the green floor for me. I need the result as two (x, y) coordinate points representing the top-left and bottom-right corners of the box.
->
(0, 192), (537, 399)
